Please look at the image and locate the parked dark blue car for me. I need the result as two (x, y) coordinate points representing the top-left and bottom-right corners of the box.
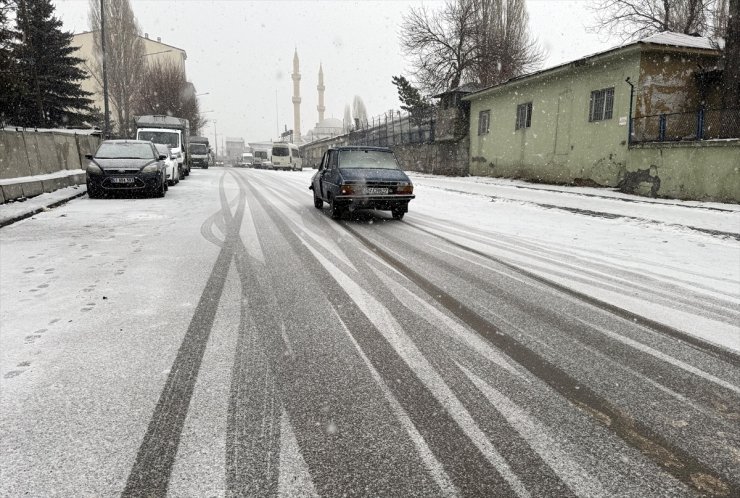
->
(309, 146), (415, 220)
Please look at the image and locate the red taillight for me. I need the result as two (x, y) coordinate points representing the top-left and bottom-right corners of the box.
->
(397, 185), (414, 195)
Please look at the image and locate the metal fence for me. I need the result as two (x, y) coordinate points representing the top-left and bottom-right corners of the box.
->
(631, 108), (740, 143)
(347, 110), (436, 147)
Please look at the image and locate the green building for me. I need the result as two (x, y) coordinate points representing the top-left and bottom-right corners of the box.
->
(464, 32), (739, 202)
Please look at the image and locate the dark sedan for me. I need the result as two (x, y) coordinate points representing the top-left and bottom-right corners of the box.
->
(85, 140), (168, 198)
(309, 147), (415, 219)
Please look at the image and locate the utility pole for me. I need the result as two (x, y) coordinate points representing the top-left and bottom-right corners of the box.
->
(213, 120), (218, 159)
(100, 0), (110, 138)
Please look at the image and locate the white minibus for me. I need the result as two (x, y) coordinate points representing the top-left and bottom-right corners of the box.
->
(271, 143), (302, 171)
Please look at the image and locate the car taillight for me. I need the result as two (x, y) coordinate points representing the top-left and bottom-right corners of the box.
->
(397, 185), (414, 195)
(340, 185), (355, 195)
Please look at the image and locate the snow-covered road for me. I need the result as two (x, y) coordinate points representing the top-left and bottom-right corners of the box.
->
(1, 168), (738, 496)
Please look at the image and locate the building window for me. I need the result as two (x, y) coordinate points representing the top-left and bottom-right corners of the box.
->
(516, 102), (532, 130)
(478, 110), (490, 135)
(589, 87), (615, 121)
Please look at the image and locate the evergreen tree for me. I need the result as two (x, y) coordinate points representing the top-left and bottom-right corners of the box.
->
(12, 0), (92, 127)
(0, 0), (18, 125)
(392, 75), (432, 126)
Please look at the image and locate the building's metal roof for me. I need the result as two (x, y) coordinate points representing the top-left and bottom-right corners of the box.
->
(432, 83), (481, 98)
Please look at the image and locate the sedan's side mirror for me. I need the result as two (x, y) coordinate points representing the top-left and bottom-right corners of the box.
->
(85, 154), (93, 160)
(158, 154), (167, 160)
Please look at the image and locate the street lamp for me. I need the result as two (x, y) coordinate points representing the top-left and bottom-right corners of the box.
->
(210, 118), (218, 159)
(100, 0), (110, 138)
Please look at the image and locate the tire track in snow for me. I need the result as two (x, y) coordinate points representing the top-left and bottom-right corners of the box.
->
(342, 223), (737, 498)
(241, 175), (523, 496)
(122, 172), (247, 496)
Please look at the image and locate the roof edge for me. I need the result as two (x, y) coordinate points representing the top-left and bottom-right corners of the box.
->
(464, 38), (720, 101)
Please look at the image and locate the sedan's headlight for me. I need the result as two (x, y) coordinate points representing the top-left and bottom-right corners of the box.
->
(142, 163), (160, 173)
(340, 184), (355, 195)
(87, 162), (103, 175)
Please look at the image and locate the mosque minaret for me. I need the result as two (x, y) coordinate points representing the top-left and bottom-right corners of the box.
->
(317, 63), (326, 123)
(292, 49), (302, 142)
(291, 51), (343, 143)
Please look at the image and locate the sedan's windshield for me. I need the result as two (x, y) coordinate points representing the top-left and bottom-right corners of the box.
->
(138, 131), (179, 148)
(338, 150), (399, 169)
(95, 142), (154, 159)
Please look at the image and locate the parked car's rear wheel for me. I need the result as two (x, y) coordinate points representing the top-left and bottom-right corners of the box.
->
(329, 196), (343, 219)
(313, 191), (323, 209)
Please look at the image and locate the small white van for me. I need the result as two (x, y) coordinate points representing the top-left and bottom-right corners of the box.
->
(271, 143), (302, 171)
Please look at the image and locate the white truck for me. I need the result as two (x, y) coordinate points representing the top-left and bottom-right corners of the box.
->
(135, 115), (191, 177)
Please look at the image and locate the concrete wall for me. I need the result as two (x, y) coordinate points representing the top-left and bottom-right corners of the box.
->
(395, 139), (469, 176)
(624, 140), (740, 202)
(467, 49), (640, 187)
(0, 130), (99, 203)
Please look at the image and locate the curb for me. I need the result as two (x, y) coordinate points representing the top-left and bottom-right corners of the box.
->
(0, 190), (87, 229)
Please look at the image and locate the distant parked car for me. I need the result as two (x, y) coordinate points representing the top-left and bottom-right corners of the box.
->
(155, 143), (180, 186)
(309, 146), (415, 219)
(85, 140), (168, 198)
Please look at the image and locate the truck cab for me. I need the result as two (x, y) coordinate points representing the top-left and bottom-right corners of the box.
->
(189, 137), (210, 169)
(135, 115), (191, 177)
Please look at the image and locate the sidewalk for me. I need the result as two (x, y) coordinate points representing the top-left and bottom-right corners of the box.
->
(0, 185), (87, 228)
(409, 173), (740, 237)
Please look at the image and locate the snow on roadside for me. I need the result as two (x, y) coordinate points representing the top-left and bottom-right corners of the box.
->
(0, 185), (86, 226)
(402, 173), (740, 353)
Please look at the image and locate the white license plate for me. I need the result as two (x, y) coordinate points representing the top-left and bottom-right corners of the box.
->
(364, 187), (389, 195)
(111, 177), (135, 184)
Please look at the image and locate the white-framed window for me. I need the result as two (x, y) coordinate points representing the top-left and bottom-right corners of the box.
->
(478, 110), (490, 135)
(589, 87), (615, 121)
(515, 102), (532, 130)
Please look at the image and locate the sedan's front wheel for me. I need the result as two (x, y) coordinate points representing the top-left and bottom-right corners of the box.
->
(152, 176), (166, 198)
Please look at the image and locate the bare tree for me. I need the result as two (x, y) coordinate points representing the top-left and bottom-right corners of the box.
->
(88, 0), (144, 137)
(720, 0), (738, 107)
(342, 104), (352, 132)
(400, 0), (543, 93)
(400, 0), (478, 93)
(133, 60), (206, 134)
(714, 0), (729, 35)
(352, 95), (368, 128)
(471, 0), (545, 86)
(588, 0), (719, 41)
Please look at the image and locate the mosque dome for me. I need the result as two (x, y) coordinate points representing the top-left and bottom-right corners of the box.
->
(316, 117), (343, 129)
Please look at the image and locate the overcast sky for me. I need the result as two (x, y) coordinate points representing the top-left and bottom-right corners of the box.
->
(54, 0), (614, 146)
